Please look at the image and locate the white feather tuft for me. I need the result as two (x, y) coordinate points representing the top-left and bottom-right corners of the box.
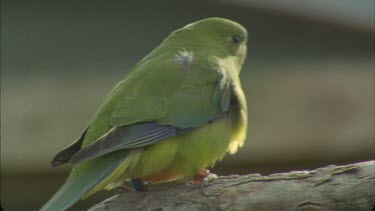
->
(173, 50), (195, 71)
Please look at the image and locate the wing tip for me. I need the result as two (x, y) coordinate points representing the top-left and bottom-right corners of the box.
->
(49, 154), (69, 168)
(49, 160), (63, 168)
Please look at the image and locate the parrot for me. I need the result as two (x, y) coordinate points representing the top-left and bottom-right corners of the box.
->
(41, 17), (248, 211)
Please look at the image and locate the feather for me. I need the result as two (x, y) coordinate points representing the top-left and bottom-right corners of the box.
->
(69, 122), (178, 164)
(49, 128), (87, 167)
(40, 153), (124, 211)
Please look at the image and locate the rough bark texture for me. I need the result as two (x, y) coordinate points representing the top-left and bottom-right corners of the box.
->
(89, 161), (374, 211)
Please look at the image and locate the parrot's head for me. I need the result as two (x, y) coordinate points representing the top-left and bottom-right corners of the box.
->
(168, 17), (248, 69)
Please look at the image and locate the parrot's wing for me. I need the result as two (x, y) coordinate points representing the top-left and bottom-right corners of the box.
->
(69, 122), (193, 164)
(108, 54), (224, 129)
(69, 55), (229, 164)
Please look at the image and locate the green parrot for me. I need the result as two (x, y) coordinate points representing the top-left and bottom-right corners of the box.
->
(41, 17), (248, 210)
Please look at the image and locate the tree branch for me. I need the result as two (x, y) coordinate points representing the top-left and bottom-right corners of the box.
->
(89, 161), (374, 211)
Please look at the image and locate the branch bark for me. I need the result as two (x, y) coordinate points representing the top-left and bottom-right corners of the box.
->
(89, 161), (374, 211)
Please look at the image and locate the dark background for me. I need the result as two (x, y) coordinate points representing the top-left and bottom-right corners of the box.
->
(2, 0), (374, 210)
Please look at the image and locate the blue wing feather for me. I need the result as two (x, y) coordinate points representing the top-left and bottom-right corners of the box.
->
(69, 122), (178, 164)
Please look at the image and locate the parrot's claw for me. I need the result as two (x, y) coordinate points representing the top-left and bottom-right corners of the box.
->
(200, 173), (218, 196)
(200, 173), (218, 188)
(186, 169), (218, 189)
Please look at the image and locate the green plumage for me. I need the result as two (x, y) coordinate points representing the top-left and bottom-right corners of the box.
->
(41, 17), (248, 211)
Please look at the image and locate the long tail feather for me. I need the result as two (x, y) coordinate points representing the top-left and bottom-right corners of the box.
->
(40, 154), (124, 211)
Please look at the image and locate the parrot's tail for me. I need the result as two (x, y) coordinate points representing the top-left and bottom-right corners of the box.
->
(40, 155), (123, 211)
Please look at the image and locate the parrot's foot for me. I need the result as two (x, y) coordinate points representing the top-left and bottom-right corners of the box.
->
(200, 172), (218, 189)
(186, 169), (219, 188)
(131, 179), (150, 192)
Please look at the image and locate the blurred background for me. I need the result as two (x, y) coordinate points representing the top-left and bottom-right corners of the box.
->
(1, 0), (374, 210)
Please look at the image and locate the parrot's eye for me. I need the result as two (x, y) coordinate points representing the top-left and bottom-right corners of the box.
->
(231, 35), (242, 45)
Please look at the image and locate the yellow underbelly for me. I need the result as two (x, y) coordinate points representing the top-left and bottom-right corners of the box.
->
(129, 117), (232, 182)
